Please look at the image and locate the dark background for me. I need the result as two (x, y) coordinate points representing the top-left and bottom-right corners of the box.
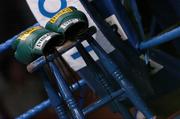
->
(0, 0), (36, 40)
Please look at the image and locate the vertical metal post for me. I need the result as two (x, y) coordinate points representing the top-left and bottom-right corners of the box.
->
(40, 70), (68, 119)
(48, 61), (85, 119)
(76, 43), (133, 119)
(88, 37), (154, 119)
(80, 0), (139, 48)
(128, 0), (145, 39)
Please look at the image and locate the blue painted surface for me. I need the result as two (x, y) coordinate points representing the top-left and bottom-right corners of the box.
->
(41, 70), (68, 119)
(16, 100), (50, 119)
(49, 61), (85, 119)
(128, 0), (145, 39)
(87, 37), (154, 118)
(93, 0), (139, 48)
(139, 26), (180, 49)
(83, 89), (124, 115)
(76, 42), (134, 119)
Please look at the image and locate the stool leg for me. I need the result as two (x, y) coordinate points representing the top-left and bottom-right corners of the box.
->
(76, 43), (133, 119)
(40, 70), (69, 119)
(48, 61), (85, 119)
(88, 38), (154, 119)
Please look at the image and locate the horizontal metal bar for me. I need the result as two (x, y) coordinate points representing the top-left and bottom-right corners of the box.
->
(88, 37), (154, 118)
(27, 55), (55, 73)
(83, 89), (124, 115)
(139, 26), (180, 49)
(16, 79), (86, 119)
(16, 100), (50, 119)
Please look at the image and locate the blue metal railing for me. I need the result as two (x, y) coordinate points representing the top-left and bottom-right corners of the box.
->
(139, 26), (180, 49)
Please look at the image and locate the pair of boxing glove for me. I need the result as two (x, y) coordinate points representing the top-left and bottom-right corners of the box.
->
(13, 7), (88, 64)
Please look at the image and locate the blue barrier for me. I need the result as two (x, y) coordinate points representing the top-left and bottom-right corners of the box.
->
(139, 26), (180, 49)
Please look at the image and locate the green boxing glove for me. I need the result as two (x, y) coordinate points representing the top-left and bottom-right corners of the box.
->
(12, 26), (64, 64)
(46, 6), (89, 40)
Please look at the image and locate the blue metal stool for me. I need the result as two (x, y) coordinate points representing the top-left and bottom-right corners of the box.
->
(15, 25), (152, 119)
